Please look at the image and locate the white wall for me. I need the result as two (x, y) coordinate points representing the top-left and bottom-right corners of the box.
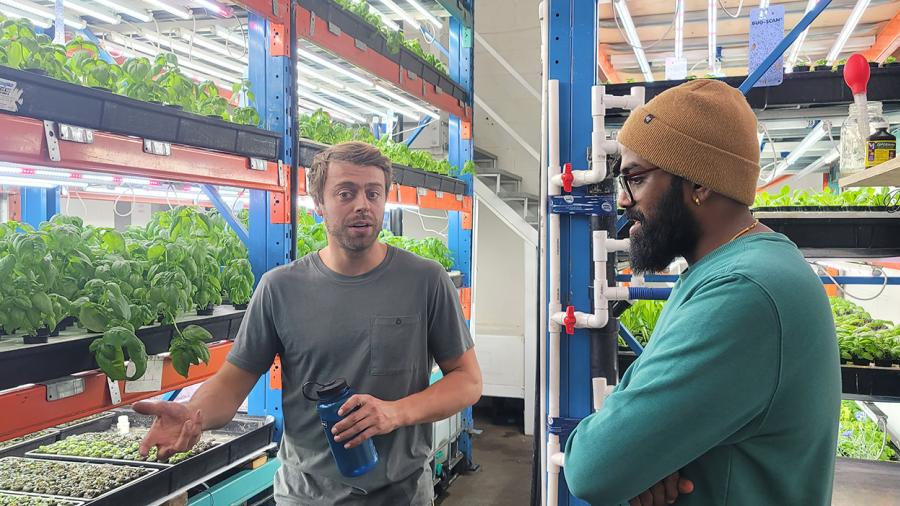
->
(472, 200), (525, 335)
(60, 198), (153, 229)
(473, 0), (542, 195)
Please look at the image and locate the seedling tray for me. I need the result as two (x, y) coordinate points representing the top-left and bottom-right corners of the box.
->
(0, 67), (280, 160)
(0, 457), (161, 506)
(0, 491), (84, 505)
(26, 409), (274, 498)
(0, 429), (60, 459)
(0, 306), (245, 391)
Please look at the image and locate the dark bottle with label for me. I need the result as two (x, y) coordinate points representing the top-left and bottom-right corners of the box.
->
(302, 378), (379, 477)
(866, 122), (897, 168)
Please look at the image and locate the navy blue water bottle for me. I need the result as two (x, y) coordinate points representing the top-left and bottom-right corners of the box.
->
(302, 378), (379, 477)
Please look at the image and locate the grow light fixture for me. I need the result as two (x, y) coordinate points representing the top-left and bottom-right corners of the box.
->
(344, 86), (421, 120)
(141, 0), (191, 20)
(299, 49), (374, 87)
(194, 0), (231, 17)
(299, 89), (368, 123)
(374, 85), (440, 120)
(91, 0), (152, 23)
(103, 35), (242, 84)
(378, 0), (420, 30)
(826, 0), (870, 65)
(178, 29), (247, 59)
(64, 0), (120, 24)
(0, 6), (51, 28)
(759, 0), (770, 8)
(139, 31), (245, 74)
(773, 121), (829, 176)
(0, 176), (88, 188)
(296, 63), (421, 120)
(214, 26), (247, 48)
(316, 85), (406, 121)
(1, 0), (86, 29)
(298, 104), (359, 125)
(612, 0), (653, 82)
(785, 0), (817, 72)
(405, 0), (442, 29)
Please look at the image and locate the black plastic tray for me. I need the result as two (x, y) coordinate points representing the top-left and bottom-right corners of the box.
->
(25, 409), (274, 504)
(297, 0), (469, 104)
(0, 66), (280, 160)
(602, 65), (900, 115)
(297, 139), (467, 195)
(755, 212), (900, 258)
(0, 307), (245, 391)
(0, 491), (84, 505)
(0, 429), (60, 459)
(0, 457), (162, 506)
(841, 364), (900, 400)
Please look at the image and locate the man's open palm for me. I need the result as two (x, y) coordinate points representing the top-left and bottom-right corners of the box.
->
(133, 400), (203, 460)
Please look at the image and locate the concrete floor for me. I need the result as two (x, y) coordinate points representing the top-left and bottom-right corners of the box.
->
(438, 408), (534, 506)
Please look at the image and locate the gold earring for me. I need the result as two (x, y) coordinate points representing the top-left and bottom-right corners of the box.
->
(694, 197), (702, 206)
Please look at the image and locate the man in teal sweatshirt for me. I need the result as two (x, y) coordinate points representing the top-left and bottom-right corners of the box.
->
(564, 80), (840, 505)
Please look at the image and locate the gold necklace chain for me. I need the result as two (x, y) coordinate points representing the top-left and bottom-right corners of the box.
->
(730, 219), (760, 242)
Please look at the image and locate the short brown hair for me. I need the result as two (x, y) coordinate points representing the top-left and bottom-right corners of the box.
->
(307, 141), (393, 204)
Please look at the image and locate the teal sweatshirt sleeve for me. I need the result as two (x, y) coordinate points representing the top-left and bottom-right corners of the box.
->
(563, 274), (781, 505)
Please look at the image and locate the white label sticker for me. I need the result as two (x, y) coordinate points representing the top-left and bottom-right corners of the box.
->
(125, 355), (165, 393)
(665, 57), (687, 81)
(107, 376), (122, 404)
(0, 78), (23, 112)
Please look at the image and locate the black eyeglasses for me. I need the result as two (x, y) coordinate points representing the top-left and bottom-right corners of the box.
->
(617, 166), (661, 204)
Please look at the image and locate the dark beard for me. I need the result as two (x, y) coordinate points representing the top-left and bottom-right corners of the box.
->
(627, 178), (700, 274)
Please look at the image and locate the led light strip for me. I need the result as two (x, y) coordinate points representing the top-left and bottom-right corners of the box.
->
(406, 0), (442, 29)
(64, 0), (120, 25)
(214, 26), (247, 48)
(826, 0), (871, 65)
(379, 0), (420, 30)
(177, 29), (248, 60)
(299, 49), (374, 86)
(612, 0), (653, 82)
(139, 31), (245, 74)
(0, 6), (51, 28)
(103, 35), (242, 84)
(92, 0), (152, 22)
(141, 0), (190, 20)
(299, 89), (368, 123)
(298, 64), (420, 120)
(0, 0), (86, 29)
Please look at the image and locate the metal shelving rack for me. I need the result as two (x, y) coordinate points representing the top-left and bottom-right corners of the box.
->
(0, 0), (477, 501)
(547, 1), (900, 505)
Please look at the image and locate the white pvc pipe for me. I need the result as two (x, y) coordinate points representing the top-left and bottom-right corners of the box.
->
(592, 377), (608, 412)
(539, 2), (549, 504)
(708, 0), (717, 73)
(550, 86), (643, 190)
(548, 80), (561, 196)
(675, 0), (684, 60)
(550, 451), (566, 468)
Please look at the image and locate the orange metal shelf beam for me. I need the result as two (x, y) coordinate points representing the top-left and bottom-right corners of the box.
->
(862, 10), (900, 63)
(296, 7), (471, 121)
(0, 114), (285, 193)
(0, 341), (234, 442)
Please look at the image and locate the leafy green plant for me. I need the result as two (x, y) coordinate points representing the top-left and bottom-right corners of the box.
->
(618, 300), (665, 347)
(296, 212), (328, 258)
(169, 324), (213, 377)
(814, 58), (828, 66)
(837, 400), (897, 461)
(886, 56), (897, 64)
(223, 259), (254, 306)
(463, 160), (477, 176)
(403, 38), (446, 74)
(753, 186), (894, 209)
(88, 326), (148, 381)
(378, 230), (454, 269)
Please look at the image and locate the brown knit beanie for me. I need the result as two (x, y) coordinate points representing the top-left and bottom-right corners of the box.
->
(618, 79), (759, 206)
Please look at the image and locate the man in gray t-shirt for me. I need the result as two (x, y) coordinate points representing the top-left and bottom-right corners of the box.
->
(133, 142), (482, 506)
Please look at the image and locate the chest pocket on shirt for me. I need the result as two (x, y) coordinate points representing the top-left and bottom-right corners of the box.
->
(370, 315), (421, 375)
